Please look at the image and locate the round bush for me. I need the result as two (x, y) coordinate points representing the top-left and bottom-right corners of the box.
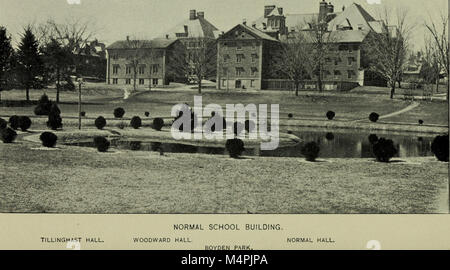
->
(50, 103), (61, 116)
(95, 116), (106, 130)
(151, 142), (162, 151)
(47, 113), (62, 130)
(244, 120), (256, 133)
(225, 138), (245, 158)
(301, 141), (320, 162)
(8, 115), (20, 130)
(368, 134), (379, 145)
(372, 138), (397, 163)
(18, 116), (32, 131)
(144, 111), (150, 117)
(287, 130), (293, 134)
(431, 134), (449, 162)
(1, 127), (17, 143)
(418, 119), (424, 125)
(153, 118), (164, 131)
(130, 116), (142, 129)
(369, 112), (379, 123)
(93, 136), (110, 152)
(325, 132), (334, 141)
(80, 111), (86, 117)
(39, 132), (58, 147)
(233, 122), (245, 136)
(113, 107), (125, 118)
(288, 113), (293, 118)
(326, 111), (335, 120)
(0, 118), (7, 129)
(129, 141), (142, 151)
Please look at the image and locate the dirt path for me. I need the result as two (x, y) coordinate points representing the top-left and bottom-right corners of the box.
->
(352, 101), (419, 122)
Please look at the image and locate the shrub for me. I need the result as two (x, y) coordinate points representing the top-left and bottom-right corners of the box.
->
(245, 120), (256, 133)
(372, 138), (397, 163)
(34, 94), (53, 115)
(113, 107), (125, 118)
(153, 118), (164, 131)
(18, 116), (32, 131)
(93, 136), (110, 152)
(301, 141), (320, 162)
(369, 112), (379, 123)
(151, 142), (162, 151)
(95, 116), (106, 130)
(50, 103), (61, 116)
(418, 119), (424, 125)
(8, 115), (20, 130)
(287, 130), (293, 134)
(80, 111), (86, 117)
(325, 132), (334, 141)
(130, 116), (142, 129)
(368, 134), (379, 145)
(1, 127), (17, 143)
(225, 138), (245, 158)
(39, 132), (58, 147)
(326, 111), (335, 120)
(288, 113), (293, 118)
(431, 134), (449, 162)
(47, 112), (62, 130)
(129, 141), (142, 151)
(144, 111), (150, 117)
(0, 118), (7, 129)
(233, 122), (245, 136)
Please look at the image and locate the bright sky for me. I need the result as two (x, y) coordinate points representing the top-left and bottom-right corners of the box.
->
(0, 0), (447, 51)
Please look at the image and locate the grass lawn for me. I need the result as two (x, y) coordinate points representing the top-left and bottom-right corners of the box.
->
(2, 82), (444, 125)
(0, 139), (447, 214)
(381, 100), (449, 126)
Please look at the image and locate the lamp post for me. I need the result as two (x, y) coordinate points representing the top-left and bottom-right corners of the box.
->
(77, 77), (84, 130)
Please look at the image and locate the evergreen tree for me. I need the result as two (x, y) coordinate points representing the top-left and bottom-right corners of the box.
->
(0, 26), (14, 101)
(16, 26), (43, 102)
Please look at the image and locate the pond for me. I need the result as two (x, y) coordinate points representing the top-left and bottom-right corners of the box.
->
(65, 129), (437, 159)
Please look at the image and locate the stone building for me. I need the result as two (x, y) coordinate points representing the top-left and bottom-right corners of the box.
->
(216, 0), (388, 91)
(106, 38), (185, 88)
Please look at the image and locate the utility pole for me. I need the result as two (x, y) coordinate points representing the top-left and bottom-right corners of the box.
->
(77, 77), (83, 130)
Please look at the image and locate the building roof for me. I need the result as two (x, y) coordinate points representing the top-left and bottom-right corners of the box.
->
(159, 16), (219, 39)
(284, 29), (369, 44)
(106, 38), (178, 50)
(219, 23), (280, 42)
(327, 3), (381, 33)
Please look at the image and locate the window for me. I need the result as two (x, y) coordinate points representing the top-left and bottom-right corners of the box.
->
(139, 65), (146, 74)
(152, 78), (158, 85)
(223, 54), (229, 63)
(334, 70), (341, 79)
(251, 54), (258, 63)
(126, 66), (131, 74)
(237, 42), (242, 50)
(139, 79), (145, 85)
(338, 45), (348, 51)
(348, 57), (355, 65)
(125, 79), (131, 84)
(112, 65), (119, 75)
(222, 67), (228, 75)
(235, 67), (244, 76)
(112, 78), (118, 84)
(252, 42), (256, 49)
(236, 54), (244, 63)
(347, 70), (355, 79)
(222, 80), (226, 87)
(250, 80), (255, 87)
(152, 64), (159, 74)
(251, 67), (258, 76)
(112, 54), (118, 60)
(334, 57), (341, 65)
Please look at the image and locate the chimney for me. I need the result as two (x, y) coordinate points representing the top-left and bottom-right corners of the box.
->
(243, 18), (247, 25)
(342, 5), (345, 11)
(126, 35), (129, 42)
(184, 25), (188, 34)
(327, 2), (334, 13)
(319, 0), (328, 22)
(278, 7), (283, 15)
(166, 34), (169, 39)
(197, 11), (204, 18)
(264, 5), (276, 18)
(252, 23), (257, 28)
(189, 9), (197, 20)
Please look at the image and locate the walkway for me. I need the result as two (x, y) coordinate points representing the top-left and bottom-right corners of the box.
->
(353, 101), (419, 122)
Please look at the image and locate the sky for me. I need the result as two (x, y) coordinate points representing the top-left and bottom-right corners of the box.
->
(0, 0), (447, 51)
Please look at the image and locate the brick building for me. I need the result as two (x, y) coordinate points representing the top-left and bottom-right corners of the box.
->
(217, 0), (388, 91)
(216, 23), (281, 90)
(106, 38), (185, 88)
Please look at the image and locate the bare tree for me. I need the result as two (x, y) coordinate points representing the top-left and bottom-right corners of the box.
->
(425, 13), (449, 100)
(124, 38), (155, 91)
(363, 8), (413, 99)
(272, 26), (312, 96)
(421, 38), (441, 92)
(187, 37), (217, 94)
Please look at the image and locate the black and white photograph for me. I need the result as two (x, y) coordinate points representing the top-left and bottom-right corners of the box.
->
(0, 0), (448, 216)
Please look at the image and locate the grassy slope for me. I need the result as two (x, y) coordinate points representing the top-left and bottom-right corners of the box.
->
(0, 141), (447, 214)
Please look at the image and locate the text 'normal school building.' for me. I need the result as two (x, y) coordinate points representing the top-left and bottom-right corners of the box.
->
(217, 1), (387, 91)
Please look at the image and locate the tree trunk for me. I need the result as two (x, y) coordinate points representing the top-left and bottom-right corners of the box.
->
(447, 79), (449, 101)
(295, 82), (299, 96)
(390, 84), (396, 99)
(436, 73), (439, 93)
(133, 73), (137, 91)
(56, 69), (60, 104)
(198, 77), (202, 94)
(26, 87), (29, 102)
